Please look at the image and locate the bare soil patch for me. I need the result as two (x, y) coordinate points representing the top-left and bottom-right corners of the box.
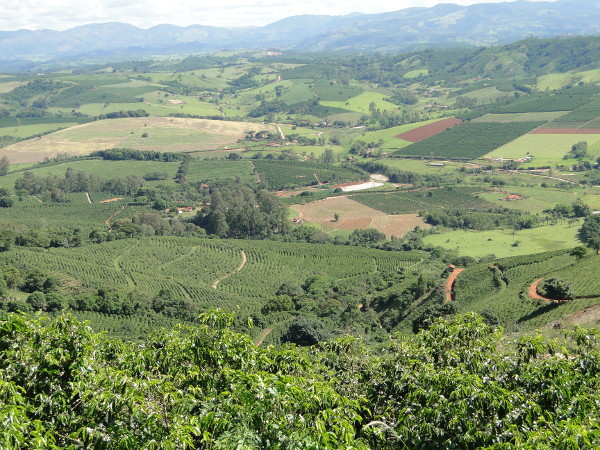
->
(100, 197), (123, 203)
(396, 117), (462, 142)
(445, 268), (464, 303)
(291, 196), (429, 238)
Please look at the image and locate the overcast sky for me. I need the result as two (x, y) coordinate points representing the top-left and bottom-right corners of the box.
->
(1, 0), (556, 31)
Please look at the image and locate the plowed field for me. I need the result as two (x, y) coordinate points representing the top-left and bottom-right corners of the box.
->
(395, 117), (462, 142)
(291, 196), (429, 238)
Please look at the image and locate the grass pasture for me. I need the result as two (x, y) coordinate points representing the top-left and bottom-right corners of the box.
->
(484, 133), (600, 168)
(1, 117), (275, 163)
(0, 81), (26, 94)
(423, 222), (581, 258)
(321, 91), (398, 114)
(290, 196), (430, 238)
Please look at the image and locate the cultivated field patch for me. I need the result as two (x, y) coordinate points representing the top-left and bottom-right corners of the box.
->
(484, 133), (600, 167)
(291, 196), (429, 238)
(1, 117), (275, 163)
(395, 117), (462, 142)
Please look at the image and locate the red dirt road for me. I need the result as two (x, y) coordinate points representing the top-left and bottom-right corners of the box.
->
(396, 117), (463, 142)
(528, 278), (549, 301)
(445, 268), (465, 303)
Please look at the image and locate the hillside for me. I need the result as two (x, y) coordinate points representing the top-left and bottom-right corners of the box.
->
(1, 0), (600, 63)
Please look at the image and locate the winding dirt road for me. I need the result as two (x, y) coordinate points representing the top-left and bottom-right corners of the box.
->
(445, 268), (464, 303)
(212, 250), (247, 289)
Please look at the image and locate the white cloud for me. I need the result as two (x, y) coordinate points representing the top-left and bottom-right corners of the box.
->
(0, 0), (555, 31)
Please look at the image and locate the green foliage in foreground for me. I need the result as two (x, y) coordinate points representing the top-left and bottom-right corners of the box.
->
(0, 312), (598, 448)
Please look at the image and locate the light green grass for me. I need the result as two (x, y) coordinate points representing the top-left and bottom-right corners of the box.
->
(536, 73), (578, 91)
(485, 134), (600, 168)
(575, 68), (600, 84)
(0, 123), (79, 138)
(0, 81), (26, 94)
(404, 69), (429, 79)
(358, 119), (443, 150)
(78, 98), (220, 117)
(478, 186), (600, 212)
(321, 91), (397, 114)
(423, 222), (581, 258)
(1, 117), (272, 163)
(462, 87), (510, 103)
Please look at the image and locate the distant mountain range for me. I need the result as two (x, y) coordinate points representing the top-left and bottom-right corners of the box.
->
(1, 0), (600, 64)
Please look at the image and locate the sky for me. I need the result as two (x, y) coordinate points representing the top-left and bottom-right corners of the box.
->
(1, 0), (556, 31)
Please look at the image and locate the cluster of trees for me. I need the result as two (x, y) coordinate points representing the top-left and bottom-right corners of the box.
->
(98, 211), (204, 241)
(96, 109), (149, 120)
(385, 90), (419, 105)
(90, 148), (187, 162)
(194, 184), (289, 238)
(15, 168), (146, 198)
(425, 208), (537, 231)
(1, 311), (598, 448)
(579, 214), (600, 253)
(565, 141), (589, 160)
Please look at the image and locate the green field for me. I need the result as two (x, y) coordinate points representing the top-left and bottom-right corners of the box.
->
(423, 222), (581, 258)
(321, 91), (398, 114)
(1, 117), (273, 163)
(484, 133), (600, 167)
(0, 236), (427, 317)
(471, 112), (566, 123)
(352, 187), (493, 214)
(394, 122), (545, 160)
(254, 159), (367, 190)
(0, 122), (79, 138)
(186, 159), (256, 185)
(478, 186), (600, 212)
(0, 159), (181, 191)
(451, 250), (600, 330)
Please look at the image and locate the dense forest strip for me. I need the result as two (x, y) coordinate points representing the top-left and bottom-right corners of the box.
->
(212, 250), (247, 289)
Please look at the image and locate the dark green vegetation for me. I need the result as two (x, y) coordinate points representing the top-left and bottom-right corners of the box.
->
(0, 32), (600, 448)
(1, 311), (599, 448)
(352, 187), (494, 214)
(453, 250), (600, 330)
(394, 122), (545, 159)
(254, 160), (367, 190)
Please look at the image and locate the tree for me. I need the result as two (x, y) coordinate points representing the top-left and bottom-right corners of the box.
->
(0, 156), (9, 176)
(282, 316), (331, 346)
(572, 198), (591, 217)
(540, 277), (573, 300)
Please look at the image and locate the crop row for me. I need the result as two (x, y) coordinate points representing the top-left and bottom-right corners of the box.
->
(253, 160), (367, 190)
(393, 122), (545, 160)
(549, 96), (600, 123)
(351, 187), (494, 215)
